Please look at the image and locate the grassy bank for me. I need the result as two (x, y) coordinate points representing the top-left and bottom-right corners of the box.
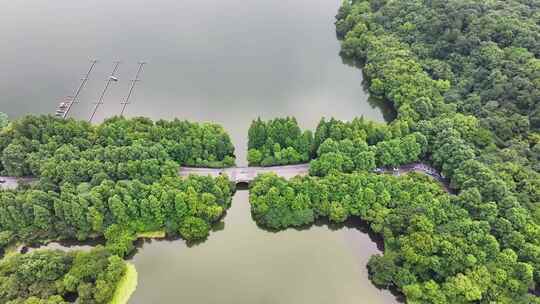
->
(137, 230), (166, 239)
(109, 263), (138, 304)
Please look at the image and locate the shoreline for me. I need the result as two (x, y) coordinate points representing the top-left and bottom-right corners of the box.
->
(110, 262), (138, 304)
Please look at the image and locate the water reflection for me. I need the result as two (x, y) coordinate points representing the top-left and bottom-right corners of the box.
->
(129, 191), (398, 304)
(1, 0), (388, 165)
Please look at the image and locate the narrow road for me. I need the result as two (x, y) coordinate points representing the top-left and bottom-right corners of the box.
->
(0, 163), (450, 192)
(180, 162), (451, 191)
(179, 164), (310, 183)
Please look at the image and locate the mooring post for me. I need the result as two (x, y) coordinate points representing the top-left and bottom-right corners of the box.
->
(61, 59), (98, 119)
(89, 61), (121, 123)
(120, 61), (146, 116)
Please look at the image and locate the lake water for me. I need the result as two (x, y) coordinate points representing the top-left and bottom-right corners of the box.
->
(2, 0), (397, 303)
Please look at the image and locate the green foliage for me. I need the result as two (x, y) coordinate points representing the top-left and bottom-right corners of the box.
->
(264, 0), (540, 303)
(0, 115), (235, 178)
(309, 131), (425, 176)
(0, 247), (126, 304)
(250, 172), (537, 303)
(179, 216), (210, 241)
(332, 1), (540, 301)
(0, 112), (8, 130)
(0, 115), (236, 257)
(247, 117), (312, 166)
(104, 225), (136, 258)
(336, 0), (539, 170)
(0, 175), (233, 257)
(249, 116), (425, 174)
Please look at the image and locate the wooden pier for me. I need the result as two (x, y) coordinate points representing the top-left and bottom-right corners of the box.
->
(120, 62), (146, 116)
(89, 61), (121, 123)
(56, 59), (98, 119)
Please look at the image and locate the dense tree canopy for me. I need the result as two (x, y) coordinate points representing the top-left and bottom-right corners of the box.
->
(0, 113), (8, 130)
(0, 115), (236, 257)
(336, 0), (539, 171)
(0, 247), (127, 304)
(248, 116), (426, 172)
(249, 1), (540, 302)
(247, 117), (312, 166)
(310, 117), (426, 175)
(0, 115), (235, 179)
(0, 174), (233, 257)
(250, 172), (539, 303)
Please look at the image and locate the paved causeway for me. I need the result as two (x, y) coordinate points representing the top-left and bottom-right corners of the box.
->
(1, 163), (449, 191)
(179, 162), (450, 189)
(179, 164), (310, 183)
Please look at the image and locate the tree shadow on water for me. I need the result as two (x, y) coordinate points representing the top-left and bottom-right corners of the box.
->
(339, 53), (397, 123)
(250, 211), (405, 302)
(128, 220), (227, 257)
(251, 212), (385, 252)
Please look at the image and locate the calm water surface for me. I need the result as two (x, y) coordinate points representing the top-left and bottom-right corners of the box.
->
(130, 192), (395, 304)
(2, 0), (396, 302)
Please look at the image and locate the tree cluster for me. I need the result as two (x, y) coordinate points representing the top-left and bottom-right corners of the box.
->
(0, 174), (233, 257)
(336, 0), (539, 170)
(0, 247), (126, 304)
(0, 115), (236, 257)
(0, 112), (8, 130)
(247, 117), (312, 166)
(310, 118), (426, 176)
(250, 172), (539, 303)
(0, 115), (236, 179)
(248, 116), (426, 173)
(286, 1), (540, 301)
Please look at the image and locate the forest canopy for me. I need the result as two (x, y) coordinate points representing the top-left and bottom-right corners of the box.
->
(0, 115), (237, 303)
(248, 1), (540, 303)
(0, 115), (236, 179)
(0, 115), (236, 258)
(248, 116), (427, 173)
(0, 247), (127, 304)
(247, 117), (313, 166)
(336, 0), (539, 171)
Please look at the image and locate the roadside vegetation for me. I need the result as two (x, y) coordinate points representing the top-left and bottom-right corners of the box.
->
(0, 115), (235, 256)
(0, 115), (235, 178)
(248, 116), (426, 171)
